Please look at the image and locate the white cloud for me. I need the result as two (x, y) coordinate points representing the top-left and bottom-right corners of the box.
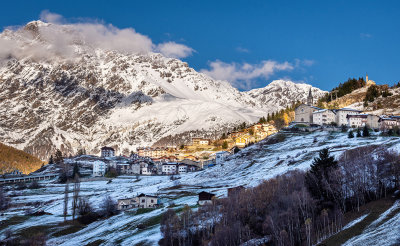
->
(40, 10), (64, 24)
(156, 42), (194, 58)
(360, 33), (372, 39)
(0, 11), (194, 62)
(200, 60), (294, 89)
(235, 47), (250, 53)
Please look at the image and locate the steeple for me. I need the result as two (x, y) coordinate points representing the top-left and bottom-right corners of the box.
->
(366, 73), (369, 84)
(307, 88), (313, 105)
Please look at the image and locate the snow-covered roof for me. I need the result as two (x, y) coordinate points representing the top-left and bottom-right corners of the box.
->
(312, 109), (335, 114)
(337, 107), (362, 112)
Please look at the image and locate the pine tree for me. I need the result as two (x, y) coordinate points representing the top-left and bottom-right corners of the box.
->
(356, 128), (362, 137)
(362, 125), (370, 137)
(63, 182), (69, 221)
(305, 148), (339, 203)
(54, 149), (63, 164)
(348, 130), (354, 138)
(48, 155), (54, 164)
(72, 163), (80, 179)
(309, 148), (338, 173)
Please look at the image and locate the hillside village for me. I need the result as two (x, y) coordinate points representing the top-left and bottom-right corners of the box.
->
(1, 76), (400, 245)
(293, 75), (400, 130)
(74, 120), (277, 178)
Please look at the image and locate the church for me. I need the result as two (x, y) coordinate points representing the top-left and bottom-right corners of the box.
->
(294, 89), (321, 124)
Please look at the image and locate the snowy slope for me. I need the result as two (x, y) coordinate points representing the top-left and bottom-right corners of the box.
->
(343, 201), (400, 246)
(1, 131), (400, 245)
(0, 21), (326, 160)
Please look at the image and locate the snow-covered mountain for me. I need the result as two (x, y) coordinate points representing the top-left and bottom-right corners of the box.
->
(0, 21), (326, 159)
(248, 80), (327, 108)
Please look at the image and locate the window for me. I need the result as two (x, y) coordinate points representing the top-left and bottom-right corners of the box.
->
(151, 200), (154, 203)
(142, 199), (145, 203)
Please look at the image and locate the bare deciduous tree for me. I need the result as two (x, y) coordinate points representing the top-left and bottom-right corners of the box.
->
(100, 195), (117, 217)
(71, 177), (80, 221)
(63, 182), (69, 221)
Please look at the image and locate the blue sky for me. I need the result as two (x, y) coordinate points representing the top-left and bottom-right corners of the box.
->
(1, 0), (400, 91)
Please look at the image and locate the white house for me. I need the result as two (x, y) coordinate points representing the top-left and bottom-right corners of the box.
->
(366, 115), (380, 129)
(140, 162), (153, 175)
(335, 108), (362, 126)
(117, 194), (158, 210)
(93, 161), (106, 176)
(312, 109), (336, 126)
(178, 164), (188, 174)
(137, 194), (158, 208)
(347, 114), (368, 128)
(162, 163), (177, 175)
(215, 151), (230, 165)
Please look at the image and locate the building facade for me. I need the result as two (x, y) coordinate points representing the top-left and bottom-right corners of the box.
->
(347, 114), (368, 128)
(162, 163), (178, 175)
(215, 151), (230, 165)
(93, 161), (106, 176)
(312, 109), (336, 125)
(101, 146), (115, 158)
(335, 108), (362, 126)
(192, 138), (210, 146)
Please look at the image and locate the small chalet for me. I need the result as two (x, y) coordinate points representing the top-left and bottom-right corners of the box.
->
(137, 193), (158, 208)
(117, 198), (137, 210)
(198, 191), (216, 205)
(117, 193), (159, 210)
(101, 146), (115, 158)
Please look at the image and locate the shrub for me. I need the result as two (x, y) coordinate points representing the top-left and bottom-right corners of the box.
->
(28, 180), (41, 189)
(104, 168), (118, 178)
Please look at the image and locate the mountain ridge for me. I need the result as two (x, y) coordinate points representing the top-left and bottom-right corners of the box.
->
(0, 20), (326, 160)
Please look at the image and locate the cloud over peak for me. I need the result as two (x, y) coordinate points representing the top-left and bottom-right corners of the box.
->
(200, 60), (295, 89)
(0, 11), (194, 62)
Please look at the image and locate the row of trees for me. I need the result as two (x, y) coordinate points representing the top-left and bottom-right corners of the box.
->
(160, 146), (400, 246)
(363, 84), (392, 107)
(319, 77), (366, 103)
(348, 125), (370, 138)
(264, 103), (300, 130)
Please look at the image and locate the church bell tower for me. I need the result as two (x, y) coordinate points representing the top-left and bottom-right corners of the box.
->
(307, 88), (313, 105)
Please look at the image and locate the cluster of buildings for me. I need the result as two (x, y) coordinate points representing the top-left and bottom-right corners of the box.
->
(94, 146), (233, 177)
(230, 123), (277, 147)
(294, 88), (397, 130)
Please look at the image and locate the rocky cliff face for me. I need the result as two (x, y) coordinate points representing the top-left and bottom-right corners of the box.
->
(0, 21), (326, 160)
